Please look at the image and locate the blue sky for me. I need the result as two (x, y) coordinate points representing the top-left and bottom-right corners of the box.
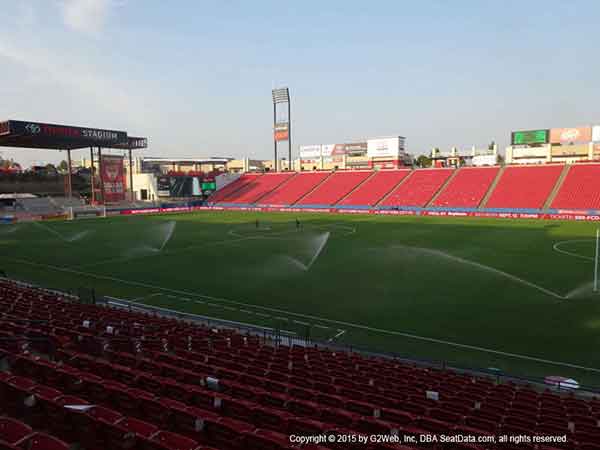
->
(1, 0), (599, 167)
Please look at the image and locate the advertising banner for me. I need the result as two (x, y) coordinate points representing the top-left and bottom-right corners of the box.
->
(511, 130), (549, 145)
(472, 154), (498, 166)
(549, 127), (592, 144)
(320, 144), (335, 157)
(367, 137), (406, 158)
(331, 144), (346, 162)
(115, 204), (600, 223)
(101, 156), (126, 202)
(9, 120), (127, 146)
(299, 145), (321, 159)
(593, 126), (600, 142)
(550, 144), (588, 157)
(157, 176), (171, 197)
(344, 142), (368, 155)
(274, 122), (289, 141)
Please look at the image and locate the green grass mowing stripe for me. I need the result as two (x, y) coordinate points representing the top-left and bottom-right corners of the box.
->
(5, 254), (600, 377)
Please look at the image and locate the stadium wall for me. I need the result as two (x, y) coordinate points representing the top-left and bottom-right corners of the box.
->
(4, 203), (600, 223)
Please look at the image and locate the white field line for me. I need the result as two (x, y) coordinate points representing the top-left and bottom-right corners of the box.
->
(328, 329), (347, 343)
(7, 256), (600, 374)
(553, 240), (594, 262)
(130, 292), (162, 302)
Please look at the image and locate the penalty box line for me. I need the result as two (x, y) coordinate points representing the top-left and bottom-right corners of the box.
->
(6, 255), (600, 375)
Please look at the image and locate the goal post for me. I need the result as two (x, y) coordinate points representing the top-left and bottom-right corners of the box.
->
(68, 205), (107, 220)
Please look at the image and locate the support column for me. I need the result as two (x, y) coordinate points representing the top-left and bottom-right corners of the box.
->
(273, 102), (278, 172)
(66, 149), (73, 199)
(287, 99), (292, 171)
(98, 147), (105, 204)
(90, 147), (95, 204)
(128, 147), (134, 201)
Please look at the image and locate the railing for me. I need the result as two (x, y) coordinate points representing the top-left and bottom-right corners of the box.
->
(99, 294), (600, 398)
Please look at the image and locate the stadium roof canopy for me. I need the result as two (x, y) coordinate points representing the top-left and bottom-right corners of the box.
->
(0, 119), (147, 150)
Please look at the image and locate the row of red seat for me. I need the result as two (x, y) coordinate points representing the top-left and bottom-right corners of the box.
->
(0, 415), (67, 450)
(1, 279), (599, 449)
(209, 164), (600, 210)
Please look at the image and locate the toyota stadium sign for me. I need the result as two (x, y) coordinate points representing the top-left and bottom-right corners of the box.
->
(511, 129), (549, 145)
(9, 120), (127, 145)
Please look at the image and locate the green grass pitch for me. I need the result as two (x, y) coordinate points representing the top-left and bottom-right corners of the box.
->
(2, 211), (600, 386)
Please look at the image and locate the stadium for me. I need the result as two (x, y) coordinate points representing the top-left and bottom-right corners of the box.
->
(2, 117), (600, 450)
(2, 3), (600, 448)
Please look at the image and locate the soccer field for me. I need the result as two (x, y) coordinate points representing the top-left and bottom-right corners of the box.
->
(2, 211), (600, 386)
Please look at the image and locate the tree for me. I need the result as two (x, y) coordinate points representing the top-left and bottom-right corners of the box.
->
(58, 160), (69, 172)
(488, 141), (496, 151)
(415, 154), (432, 168)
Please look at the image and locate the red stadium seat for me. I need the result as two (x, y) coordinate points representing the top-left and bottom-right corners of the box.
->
(338, 170), (410, 206)
(296, 171), (372, 206)
(259, 172), (331, 206)
(486, 165), (563, 209)
(551, 164), (600, 209)
(0, 417), (33, 444)
(432, 167), (499, 207)
(380, 169), (454, 207)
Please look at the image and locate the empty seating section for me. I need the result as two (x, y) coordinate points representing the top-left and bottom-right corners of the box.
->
(432, 167), (499, 208)
(1, 279), (598, 449)
(221, 172), (294, 204)
(209, 174), (261, 203)
(259, 172), (331, 206)
(297, 171), (372, 206)
(338, 170), (410, 206)
(551, 164), (600, 210)
(380, 169), (454, 207)
(486, 165), (563, 209)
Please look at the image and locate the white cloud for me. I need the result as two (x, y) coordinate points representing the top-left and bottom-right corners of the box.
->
(60, 0), (115, 34)
(0, 36), (153, 130)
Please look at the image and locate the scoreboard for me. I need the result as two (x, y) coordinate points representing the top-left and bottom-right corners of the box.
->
(157, 176), (216, 198)
(511, 129), (549, 145)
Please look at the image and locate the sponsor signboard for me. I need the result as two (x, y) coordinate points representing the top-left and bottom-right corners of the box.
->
(101, 156), (126, 202)
(320, 144), (335, 157)
(550, 127), (592, 144)
(331, 144), (346, 162)
(344, 142), (368, 155)
(274, 122), (289, 141)
(511, 129), (549, 145)
(9, 120), (127, 145)
(550, 144), (588, 157)
(472, 154), (498, 166)
(367, 137), (406, 158)
(299, 145), (321, 159)
(201, 181), (216, 192)
(157, 176), (171, 197)
(113, 204), (600, 223)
